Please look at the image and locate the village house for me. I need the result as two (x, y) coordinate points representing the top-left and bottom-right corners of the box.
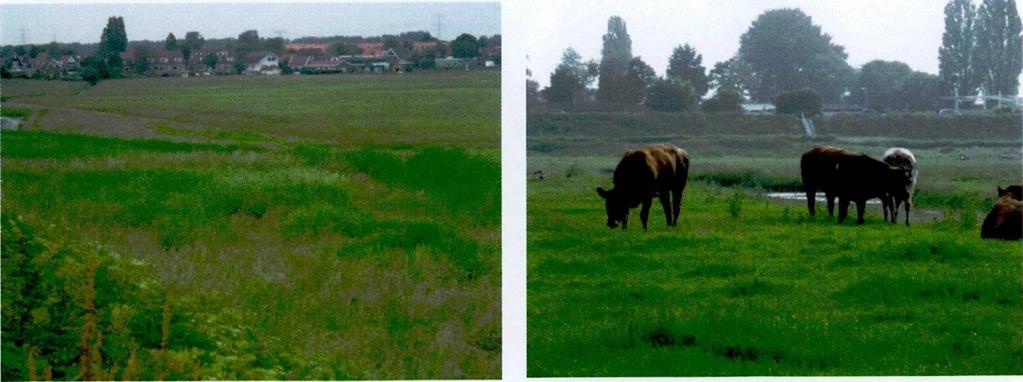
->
(244, 51), (280, 75)
(7, 55), (31, 76)
(287, 55), (355, 74)
(287, 47), (407, 74)
(435, 57), (475, 71)
(342, 48), (406, 72)
(191, 50), (236, 75)
(28, 53), (80, 79)
(148, 50), (187, 76)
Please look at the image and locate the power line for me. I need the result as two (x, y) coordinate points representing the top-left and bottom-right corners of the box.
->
(433, 14), (445, 40)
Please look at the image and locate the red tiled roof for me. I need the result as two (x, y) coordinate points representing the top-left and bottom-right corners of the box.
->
(357, 42), (384, 56)
(286, 43), (329, 52)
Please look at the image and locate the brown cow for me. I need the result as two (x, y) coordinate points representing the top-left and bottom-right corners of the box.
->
(832, 154), (913, 225)
(801, 145), (857, 217)
(596, 143), (689, 230)
(981, 185), (1022, 240)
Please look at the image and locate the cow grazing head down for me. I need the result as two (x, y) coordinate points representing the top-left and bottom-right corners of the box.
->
(889, 167), (914, 200)
(596, 187), (630, 229)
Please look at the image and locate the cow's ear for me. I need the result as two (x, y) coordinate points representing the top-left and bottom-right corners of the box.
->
(596, 187), (608, 199)
(998, 186), (1005, 196)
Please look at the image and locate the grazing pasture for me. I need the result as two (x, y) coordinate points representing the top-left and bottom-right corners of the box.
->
(527, 111), (1022, 376)
(1, 71), (500, 380)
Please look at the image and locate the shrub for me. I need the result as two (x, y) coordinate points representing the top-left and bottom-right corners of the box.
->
(80, 66), (101, 85)
(0, 215), (198, 380)
(1, 108), (30, 119)
(702, 88), (744, 113)
(645, 79), (696, 112)
(773, 89), (822, 116)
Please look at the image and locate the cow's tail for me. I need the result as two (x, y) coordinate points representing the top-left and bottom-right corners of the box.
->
(800, 152), (813, 189)
(678, 150), (690, 183)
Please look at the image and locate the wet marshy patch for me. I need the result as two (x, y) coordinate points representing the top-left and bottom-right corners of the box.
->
(644, 327), (697, 348)
(715, 345), (770, 362)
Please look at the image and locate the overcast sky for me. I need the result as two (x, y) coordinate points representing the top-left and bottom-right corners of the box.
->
(0, 2), (500, 45)
(526, 0), (1022, 91)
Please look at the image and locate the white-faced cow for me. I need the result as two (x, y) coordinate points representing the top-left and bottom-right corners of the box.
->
(882, 147), (918, 225)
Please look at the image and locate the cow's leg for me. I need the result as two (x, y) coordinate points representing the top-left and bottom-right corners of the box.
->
(891, 197), (901, 224)
(671, 187), (683, 225)
(838, 198), (849, 223)
(882, 196), (892, 223)
(827, 192), (836, 217)
(621, 214), (628, 230)
(639, 198), (652, 230)
(806, 187), (816, 217)
(904, 200), (911, 226)
(659, 192), (672, 227)
(855, 199), (866, 225)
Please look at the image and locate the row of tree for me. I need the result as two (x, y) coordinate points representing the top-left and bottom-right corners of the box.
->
(533, 1), (1021, 113)
(21, 15), (502, 84)
(939, 0), (1022, 98)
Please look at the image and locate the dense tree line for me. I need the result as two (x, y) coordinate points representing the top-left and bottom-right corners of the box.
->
(3, 17), (500, 82)
(940, 0), (1022, 98)
(538, 2), (1021, 113)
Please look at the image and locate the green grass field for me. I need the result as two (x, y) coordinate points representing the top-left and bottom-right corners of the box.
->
(527, 111), (1022, 376)
(1, 71), (500, 380)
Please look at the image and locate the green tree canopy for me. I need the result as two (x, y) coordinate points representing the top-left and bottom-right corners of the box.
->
(773, 89), (823, 115)
(622, 56), (657, 106)
(263, 37), (285, 55)
(739, 8), (852, 102)
(236, 30), (261, 57)
(597, 16), (636, 107)
(855, 60), (914, 110)
(133, 45), (151, 74)
(972, 0), (1022, 95)
(545, 47), (598, 104)
(181, 31), (204, 66)
(98, 16), (127, 75)
(939, 0), (977, 96)
(165, 33), (177, 51)
(701, 88), (745, 113)
(646, 78), (696, 112)
(383, 36), (401, 51)
(666, 44), (709, 98)
(100, 16), (127, 54)
(202, 52), (218, 70)
(451, 33), (480, 58)
(546, 65), (582, 104)
(894, 71), (942, 111)
(710, 57), (759, 97)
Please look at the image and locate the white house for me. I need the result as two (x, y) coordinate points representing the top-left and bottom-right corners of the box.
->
(244, 52), (280, 75)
